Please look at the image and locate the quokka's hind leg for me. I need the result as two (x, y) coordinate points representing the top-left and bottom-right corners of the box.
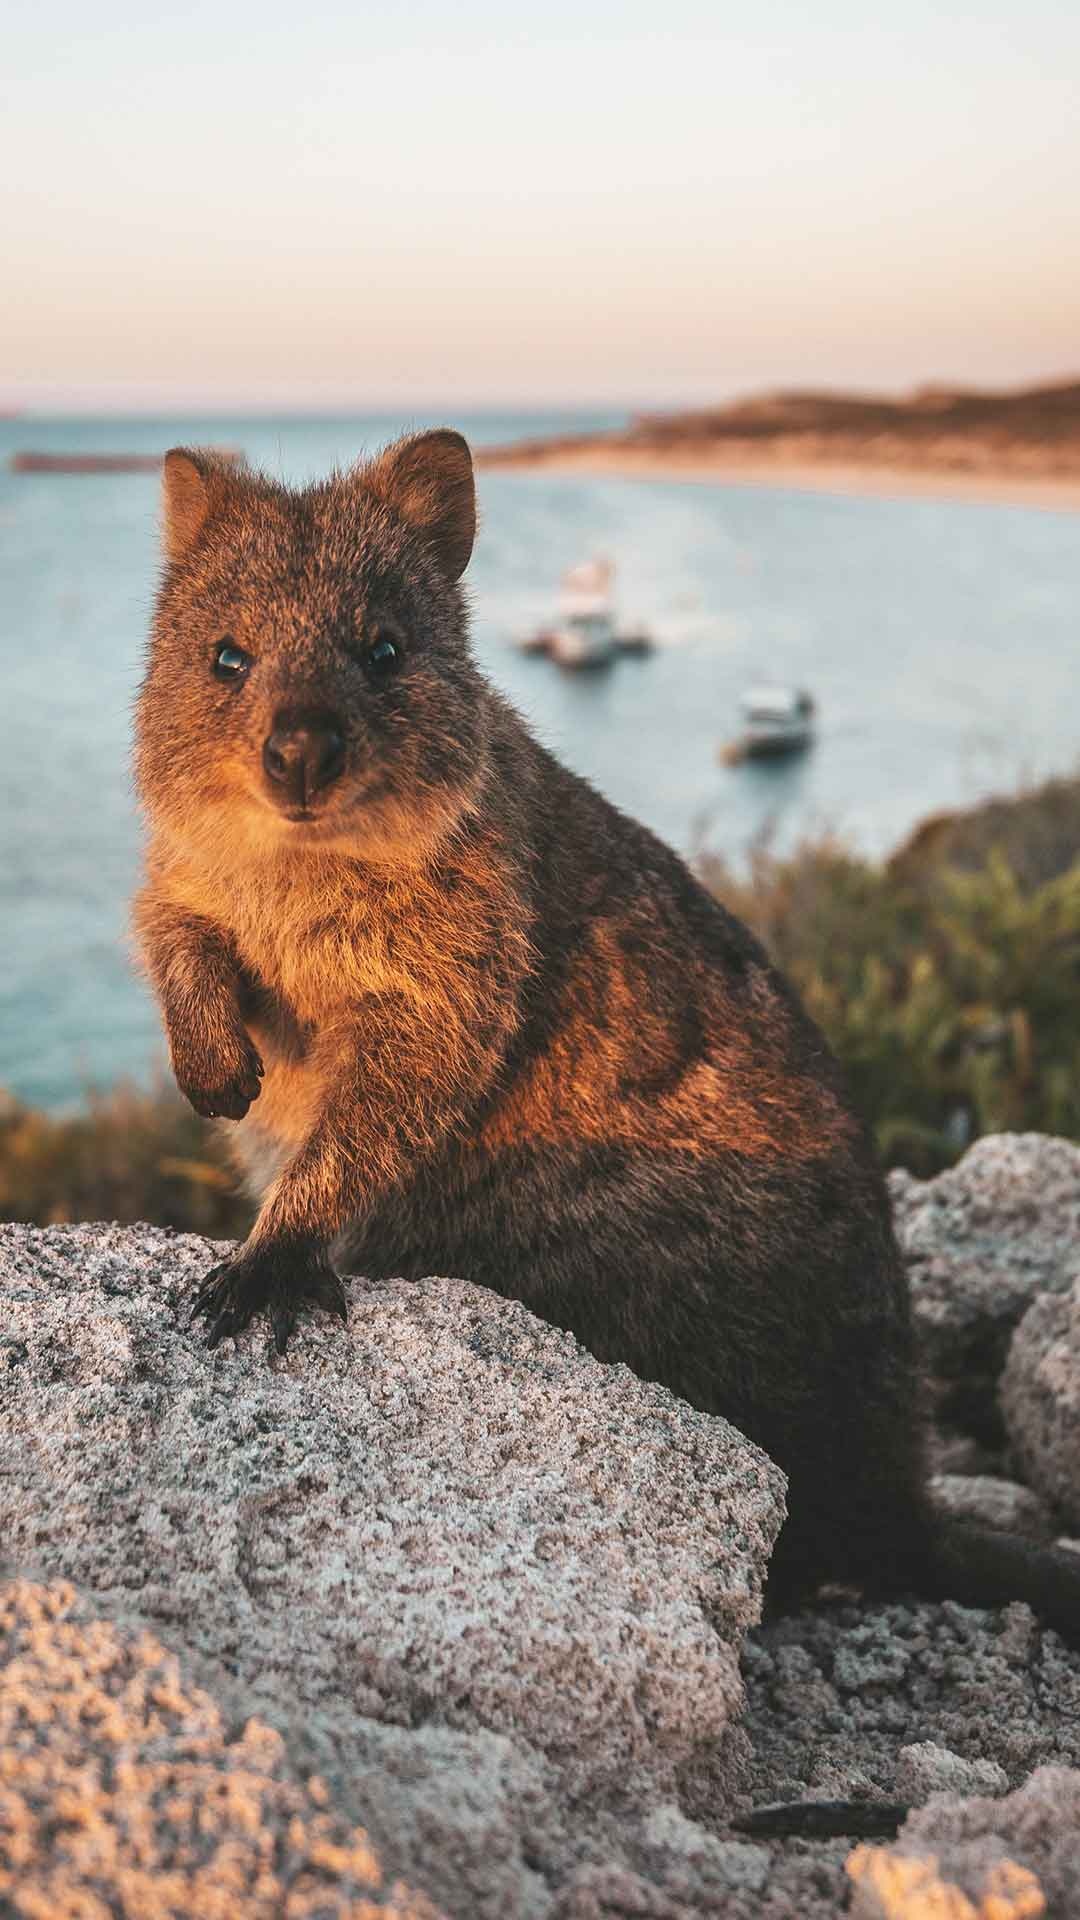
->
(744, 1319), (931, 1613)
(763, 1452), (930, 1617)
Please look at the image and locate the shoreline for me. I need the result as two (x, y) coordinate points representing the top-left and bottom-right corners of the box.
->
(476, 445), (1080, 513)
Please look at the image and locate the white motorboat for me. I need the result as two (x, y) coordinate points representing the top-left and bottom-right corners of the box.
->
(722, 686), (817, 763)
(520, 559), (653, 669)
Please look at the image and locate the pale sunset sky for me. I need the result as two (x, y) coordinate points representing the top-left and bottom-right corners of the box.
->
(3, 0), (1078, 410)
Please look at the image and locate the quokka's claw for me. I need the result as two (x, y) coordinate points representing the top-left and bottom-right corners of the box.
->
(272, 1305), (297, 1355)
(311, 1269), (350, 1322)
(207, 1307), (241, 1349)
(190, 1247), (348, 1356)
(191, 1263), (229, 1321)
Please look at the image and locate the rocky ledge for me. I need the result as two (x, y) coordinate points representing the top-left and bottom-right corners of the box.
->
(2, 1131), (1080, 1917)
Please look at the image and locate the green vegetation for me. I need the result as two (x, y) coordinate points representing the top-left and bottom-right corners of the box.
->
(2, 774), (1079, 1231)
(702, 773), (1080, 1174)
(0, 1080), (251, 1236)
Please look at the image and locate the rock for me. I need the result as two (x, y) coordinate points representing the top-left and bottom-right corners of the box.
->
(1002, 1278), (1080, 1530)
(0, 1578), (445, 1918)
(549, 1865), (693, 1920)
(926, 1429), (1008, 1478)
(0, 1222), (784, 1917)
(894, 1742), (1009, 1803)
(889, 1134), (1080, 1440)
(848, 1764), (1080, 1918)
(9, 1140), (1080, 1920)
(638, 1804), (771, 1901)
(848, 1846), (1046, 1920)
(928, 1475), (1055, 1543)
(740, 1597), (1080, 1812)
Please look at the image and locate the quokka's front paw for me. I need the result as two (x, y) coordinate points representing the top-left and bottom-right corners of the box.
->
(192, 1240), (349, 1354)
(172, 1028), (264, 1121)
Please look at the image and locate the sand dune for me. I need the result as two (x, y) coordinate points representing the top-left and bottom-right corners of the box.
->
(478, 378), (1080, 510)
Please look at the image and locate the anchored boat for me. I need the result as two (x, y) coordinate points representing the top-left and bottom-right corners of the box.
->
(520, 558), (653, 670)
(721, 686), (817, 764)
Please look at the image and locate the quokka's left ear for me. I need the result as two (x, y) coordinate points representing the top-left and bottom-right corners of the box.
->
(161, 448), (238, 564)
(367, 429), (476, 581)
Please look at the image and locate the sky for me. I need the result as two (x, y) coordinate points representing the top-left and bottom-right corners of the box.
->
(2, 0), (1079, 410)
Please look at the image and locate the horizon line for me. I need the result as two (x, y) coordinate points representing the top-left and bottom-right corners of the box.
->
(5, 367), (1080, 423)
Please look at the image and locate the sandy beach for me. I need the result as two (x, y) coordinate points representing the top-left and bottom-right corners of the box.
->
(477, 379), (1080, 512)
(477, 444), (1080, 513)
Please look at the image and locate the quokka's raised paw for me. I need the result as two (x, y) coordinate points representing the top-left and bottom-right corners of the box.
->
(173, 1033), (264, 1121)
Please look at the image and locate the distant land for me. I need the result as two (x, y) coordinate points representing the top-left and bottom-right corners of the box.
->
(477, 379), (1080, 510)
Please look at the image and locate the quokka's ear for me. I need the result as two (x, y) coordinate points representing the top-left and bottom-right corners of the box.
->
(161, 448), (233, 563)
(369, 429), (476, 581)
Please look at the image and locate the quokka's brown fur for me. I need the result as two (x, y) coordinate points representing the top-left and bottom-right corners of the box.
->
(134, 430), (1080, 1634)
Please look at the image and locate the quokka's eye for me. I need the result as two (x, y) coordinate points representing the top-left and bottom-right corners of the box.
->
(365, 630), (402, 679)
(213, 641), (252, 681)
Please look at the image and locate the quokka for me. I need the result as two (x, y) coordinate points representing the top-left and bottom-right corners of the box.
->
(134, 428), (1080, 1647)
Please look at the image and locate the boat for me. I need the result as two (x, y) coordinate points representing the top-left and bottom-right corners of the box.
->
(721, 686), (816, 764)
(519, 559), (653, 670)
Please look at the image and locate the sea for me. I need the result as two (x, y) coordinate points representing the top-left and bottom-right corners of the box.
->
(3, 409), (1079, 1109)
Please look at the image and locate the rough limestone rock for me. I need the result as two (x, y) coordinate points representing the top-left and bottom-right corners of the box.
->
(893, 1742), (1009, 1803)
(8, 1132), (1080, 1919)
(730, 1596), (1080, 1919)
(0, 1578), (442, 1919)
(849, 1765), (1080, 1919)
(742, 1595), (1080, 1802)
(889, 1133), (1080, 1438)
(926, 1429), (1009, 1478)
(0, 1221), (784, 1917)
(1002, 1276), (1080, 1530)
(928, 1473), (1055, 1543)
(848, 1847), (1046, 1920)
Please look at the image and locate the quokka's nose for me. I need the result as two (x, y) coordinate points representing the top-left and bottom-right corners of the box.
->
(262, 711), (346, 807)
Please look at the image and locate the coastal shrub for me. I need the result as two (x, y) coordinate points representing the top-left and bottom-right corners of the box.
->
(0, 1081), (250, 1236)
(703, 829), (1080, 1174)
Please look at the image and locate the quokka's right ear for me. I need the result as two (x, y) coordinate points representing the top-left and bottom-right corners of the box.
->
(368, 429), (476, 581)
(161, 448), (231, 563)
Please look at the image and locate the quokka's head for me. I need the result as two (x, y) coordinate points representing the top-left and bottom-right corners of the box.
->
(136, 430), (490, 863)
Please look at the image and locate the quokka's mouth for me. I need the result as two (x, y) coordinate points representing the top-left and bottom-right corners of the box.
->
(261, 762), (391, 818)
(267, 797), (374, 844)
(274, 809), (346, 839)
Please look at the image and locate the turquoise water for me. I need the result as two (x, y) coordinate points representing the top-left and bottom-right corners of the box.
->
(3, 410), (1079, 1107)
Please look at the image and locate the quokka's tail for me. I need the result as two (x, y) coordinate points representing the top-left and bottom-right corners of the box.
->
(917, 1514), (1080, 1642)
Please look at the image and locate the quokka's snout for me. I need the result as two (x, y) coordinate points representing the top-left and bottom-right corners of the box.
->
(262, 705), (348, 814)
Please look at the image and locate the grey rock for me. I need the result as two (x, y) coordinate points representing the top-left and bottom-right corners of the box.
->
(889, 1133), (1080, 1439)
(1002, 1276), (1080, 1530)
(551, 1811), (773, 1920)
(741, 1595), (1080, 1809)
(0, 1221), (784, 1917)
(928, 1473), (1055, 1542)
(549, 1865), (693, 1920)
(640, 1805), (771, 1899)
(894, 1741), (1009, 1803)
(0, 1576), (447, 1918)
(10, 1131), (1080, 1920)
(925, 1427), (1008, 1477)
(736, 1597), (1080, 1918)
(856, 1765), (1080, 1918)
